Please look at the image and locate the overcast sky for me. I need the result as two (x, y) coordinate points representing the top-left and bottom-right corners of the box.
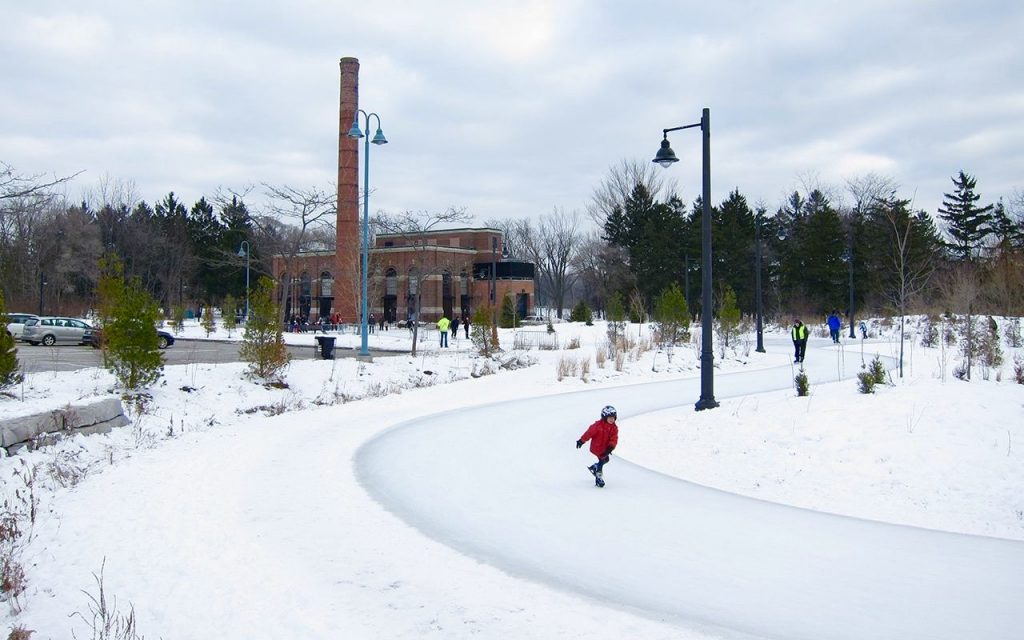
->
(3, 1), (1022, 228)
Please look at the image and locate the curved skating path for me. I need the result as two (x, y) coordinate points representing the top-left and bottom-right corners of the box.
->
(357, 339), (1024, 640)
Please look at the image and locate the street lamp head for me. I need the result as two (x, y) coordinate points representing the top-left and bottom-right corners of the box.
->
(347, 119), (365, 139)
(653, 135), (679, 168)
(371, 127), (388, 145)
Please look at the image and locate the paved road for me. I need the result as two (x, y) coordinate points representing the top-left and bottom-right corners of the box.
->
(14, 338), (394, 373)
(357, 338), (1024, 640)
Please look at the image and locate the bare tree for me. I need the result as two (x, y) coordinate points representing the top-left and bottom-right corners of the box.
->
(874, 195), (939, 377)
(372, 207), (473, 355)
(587, 159), (676, 228)
(940, 262), (983, 380)
(252, 183), (337, 321)
(519, 208), (583, 319)
(0, 161), (81, 202)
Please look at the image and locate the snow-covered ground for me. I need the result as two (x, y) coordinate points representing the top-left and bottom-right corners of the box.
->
(2, 317), (1023, 639)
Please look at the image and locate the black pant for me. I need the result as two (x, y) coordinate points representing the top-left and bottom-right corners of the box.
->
(793, 339), (807, 362)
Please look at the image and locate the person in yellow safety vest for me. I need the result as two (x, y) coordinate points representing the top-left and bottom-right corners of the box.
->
(437, 315), (451, 348)
(791, 318), (809, 363)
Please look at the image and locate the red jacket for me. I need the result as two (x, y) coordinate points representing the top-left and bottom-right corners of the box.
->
(579, 418), (618, 458)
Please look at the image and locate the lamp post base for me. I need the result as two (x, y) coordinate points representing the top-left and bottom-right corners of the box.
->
(695, 397), (720, 411)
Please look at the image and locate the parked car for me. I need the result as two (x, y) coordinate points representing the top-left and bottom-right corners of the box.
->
(87, 327), (175, 350)
(19, 316), (95, 346)
(4, 313), (38, 339)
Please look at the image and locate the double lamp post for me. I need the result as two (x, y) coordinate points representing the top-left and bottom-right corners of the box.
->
(348, 109), (388, 357)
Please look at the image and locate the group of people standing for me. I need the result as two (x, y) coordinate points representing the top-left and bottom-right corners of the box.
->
(791, 311), (850, 363)
(436, 314), (470, 347)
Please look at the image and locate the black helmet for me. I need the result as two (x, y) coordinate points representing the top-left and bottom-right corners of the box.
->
(601, 405), (617, 419)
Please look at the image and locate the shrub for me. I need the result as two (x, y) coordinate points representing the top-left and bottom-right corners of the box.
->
(868, 355), (887, 385)
(569, 300), (592, 324)
(857, 371), (877, 394)
(239, 277), (290, 382)
(795, 370), (810, 396)
(920, 315), (939, 347)
(222, 295), (238, 337)
(606, 292), (626, 347)
(201, 303), (216, 337)
(1006, 317), (1022, 348)
(471, 305), (498, 356)
(169, 304), (186, 335)
(716, 285), (741, 348)
(102, 273), (164, 393)
(654, 283), (690, 347)
(1014, 356), (1024, 385)
(499, 294), (517, 328)
(0, 290), (23, 392)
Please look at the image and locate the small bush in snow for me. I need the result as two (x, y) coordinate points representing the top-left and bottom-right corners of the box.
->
(579, 358), (591, 381)
(566, 336), (581, 350)
(868, 356), (887, 385)
(557, 356), (579, 380)
(857, 371), (877, 394)
(1006, 318), (1022, 348)
(595, 348), (606, 369)
(795, 370), (810, 396)
(1014, 356), (1024, 385)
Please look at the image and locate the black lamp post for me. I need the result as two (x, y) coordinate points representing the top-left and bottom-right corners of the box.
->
(654, 107), (719, 411)
(490, 236), (498, 325)
(755, 209), (766, 353)
(847, 224), (856, 339)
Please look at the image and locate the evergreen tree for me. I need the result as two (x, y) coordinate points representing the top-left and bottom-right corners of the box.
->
(104, 275), (164, 393)
(654, 282), (690, 346)
(938, 170), (994, 262)
(222, 294), (238, 338)
(240, 277), (290, 382)
(0, 290), (23, 391)
(717, 285), (741, 347)
(201, 301), (217, 336)
(800, 190), (847, 311)
(713, 189), (757, 314)
(470, 305), (497, 357)
(499, 294), (518, 328)
(603, 183), (687, 308)
(570, 300), (593, 324)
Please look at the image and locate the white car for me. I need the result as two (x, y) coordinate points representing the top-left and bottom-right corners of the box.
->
(19, 316), (95, 346)
(4, 313), (39, 339)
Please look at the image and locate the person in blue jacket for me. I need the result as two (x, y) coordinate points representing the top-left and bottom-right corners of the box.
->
(827, 311), (842, 344)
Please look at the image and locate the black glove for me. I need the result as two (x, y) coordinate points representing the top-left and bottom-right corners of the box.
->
(576, 439), (584, 449)
(604, 446), (615, 456)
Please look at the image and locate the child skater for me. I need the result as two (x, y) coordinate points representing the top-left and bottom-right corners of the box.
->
(576, 405), (619, 488)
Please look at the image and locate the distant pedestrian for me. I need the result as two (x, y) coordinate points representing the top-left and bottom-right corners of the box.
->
(827, 311), (841, 344)
(859, 321), (867, 339)
(576, 405), (619, 488)
(463, 314), (470, 339)
(791, 318), (809, 363)
(437, 314), (451, 348)
(368, 313), (376, 333)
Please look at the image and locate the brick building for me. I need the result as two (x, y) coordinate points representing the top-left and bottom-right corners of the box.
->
(270, 57), (534, 324)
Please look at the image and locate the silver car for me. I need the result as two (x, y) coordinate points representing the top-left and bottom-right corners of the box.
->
(4, 313), (38, 339)
(19, 316), (95, 346)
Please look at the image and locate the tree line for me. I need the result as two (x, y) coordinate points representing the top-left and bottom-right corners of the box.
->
(3, 159), (1023, 327)
(496, 162), (1024, 325)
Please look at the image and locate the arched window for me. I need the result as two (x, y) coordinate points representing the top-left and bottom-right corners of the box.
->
(320, 271), (333, 297)
(385, 268), (398, 296)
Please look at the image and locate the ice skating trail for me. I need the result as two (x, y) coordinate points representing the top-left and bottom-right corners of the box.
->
(356, 339), (1024, 640)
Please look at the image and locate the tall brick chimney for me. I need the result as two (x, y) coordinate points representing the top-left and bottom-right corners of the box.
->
(335, 57), (360, 322)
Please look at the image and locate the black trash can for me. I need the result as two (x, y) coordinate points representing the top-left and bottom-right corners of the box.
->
(315, 336), (336, 359)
